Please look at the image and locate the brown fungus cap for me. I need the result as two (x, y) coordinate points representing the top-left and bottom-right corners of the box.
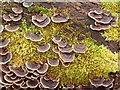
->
(0, 64), (10, 73)
(40, 76), (59, 89)
(5, 24), (19, 32)
(0, 38), (10, 48)
(52, 47), (59, 54)
(37, 63), (48, 74)
(72, 44), (87, 53)
(23, 2), (33, 8)
(26, 79), (39, 88)
(9, 14), (22, 22)
(59, 58), (70, 67)
(12, 7), (23, 14)
(57, 39), (67, 48)
(25, 61), (40, 71)
(59, 52), (75, 62)
(2, 14), (12, 22)
(9, 66), (28, 77)
(47, 59), (59, 67)
(0, 25), (4, 33)
(0, 52), (12, 64)
(52, 35), (62, 44)
(24, 32), (43, 42)
(32, 14), (51, 28)
(51, 13), (69, 23)
(37, 43), (50, 52)
(0, 48), (9, 55)
(58, 45), (73, 53)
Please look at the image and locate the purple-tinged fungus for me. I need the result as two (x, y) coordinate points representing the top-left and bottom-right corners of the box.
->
(0, 39), (10, 48)
(37, 63), (48, 74)
(26, 79), (39, 88)
(47, 59), (59, 67)
(58, 45), (73, 53)
(0, 25), (4, 33)
(23, 2), (33, 8)
(37, 43), (50, 52)
(12, 7), (23, 14)
(5, 24), (19, 32)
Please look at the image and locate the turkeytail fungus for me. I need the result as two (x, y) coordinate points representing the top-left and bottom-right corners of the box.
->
(37, 43), (50, 52)
(5, 24), (19, 32)
(47, 58), (59, 67)
(37, 63), (48, 74)
(11, 7), (23, 14)
(0, 25), (4, 33)
(0, 39), (10, 48)
(22, 2), (33, 8)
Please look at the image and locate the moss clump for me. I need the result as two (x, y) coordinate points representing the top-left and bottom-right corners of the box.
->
(47, 38), (118, 85)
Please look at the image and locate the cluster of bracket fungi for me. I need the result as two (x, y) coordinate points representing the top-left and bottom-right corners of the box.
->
(0, 1), (119, 90)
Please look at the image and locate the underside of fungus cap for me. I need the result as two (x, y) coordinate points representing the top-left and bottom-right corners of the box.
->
(32, 14), (51, 28)
(5, 24), (19, 32)
(37, 63), (48, 74)
(0, 38), (10, 48)
(2, 14), (12, 22)
(25, 61), (40, 71)
(24, 32), (43, 42)
(9, 66), (28, 77)
(37, 43), (50, 52)
(26, 79), (39, 88)
(89, 77), (105, 87)
(40, 76), (59, 89)
(51, 13), (69, 23)
(47, 59), (59, 67)
(102, 79), (114, 87)
(0, 52), (12, 64)
(59, 52), (75, 62)
(72, 44), (87, 53)
(12, 7), (23, 14)
(23, 2), (33, 7)
(0, 25), (4, 33)
(58, 45), (73, 53)
(0, 64), (10, 73)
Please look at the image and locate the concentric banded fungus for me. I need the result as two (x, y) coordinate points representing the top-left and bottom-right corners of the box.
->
(52, 47), (59, 54)
(23, 2), (33, 7)
(40, 76), (59, 89)
(37, 43), (50, 52)
(9, 66), (27, 77)
(72, 44), (87, 53)
(52, 35), (62, 43)
(37, 63), (48, 74)
(47, 59), (59, 66)
(57, 40), (67, 48)
(59, 52), (75, 62)
(26, 79), (39, 88)
(24, 32), (43, 42)
(2, 14), (12, 22)
(51, 13), (69, 23)
(5, 24), (19, 32)
(0, 39), (10, 48)
(59, 58), (70, 67)
(0, 64), (10, 73)
(0, 48), (9, 55)
(25, 61), (40, 71)
(4, 74), (18, 83)
(58, 45), (73, 53)
(0, 52), (12, 64)
(9, 14), (22, 21)
(102, 79), (114, 87)
(89, 77), (105, 87)
(32, 14), (51, 28)
(0, 25), (4, 33)
(12, 7), (23, 14)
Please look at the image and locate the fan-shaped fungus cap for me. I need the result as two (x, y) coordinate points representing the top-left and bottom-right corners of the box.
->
(0, 39), (10, 48)
(51, 13), (69, 23)
(52, 47), (59, 54)
(37, 43), (50, 52)
(0, 48), (9, 55)
(24, 32), (43, 42)
(102, 79), (114, 87)
(32, 14), (51, 28)
(58, 45), (73, 53)
(93, 8), (103, 14)
(25, 61), (40, 71)
(2, 14), (12, 22)
(26, 79), (39, 88)
(32, 14), (48, 22)
(9, 66), (27, 77)
(20, 82), (28, 89)
(40, 76), (59, 89)
(59, 58), (70, 67)
(23, 2), (33, 7)
(57, 39), (67, 48)
(4, 74), (18, 83)
(59, 52), (75, 62)
(47, 59), (59, 67)
(72, 44), (87, 53)
(14, 78), (24, 86)
(37, 63), (48, 74)
(5, 24), (19, 32)
(14, 0), (25, 3)
(89, 77), (105, 87)
(88, 11), (102, 20)
(12, 7), (23, 14)
(9, 14), (22, 21)
(0, 64), (10, 73)
(0, 52), (12, 64)
(52, 35), (62, 43)
(0, 25), (4, 33)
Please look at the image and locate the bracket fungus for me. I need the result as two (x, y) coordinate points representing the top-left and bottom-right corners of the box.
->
(11, 7), (23, 14)
(5, 24), (19, 32)
(24, 32), (43, 42)
(57, 39), (67, 48)
(51, 13), (69, 23)
(58, 45), (73, 53)
(0, 25), (4, 33)
(40, 76), (59, 89)
(23, 2), (33, 8)
(0, 48), (9, 55)
(52, 35), (62, 44)
(0, 64), (10, 73)
(47, 59), (59, 67)
(25, 61), (40, 71)
(88, 8), (118, 31)
(0, 52), (12, 64)
(37, 43), (50, 52)
(37, 63), (48, 74)
(2, 14), (12, 22)
(9, 14), (22, 22)
(32, 14), (51, 28)
(26, 79), (39, 88)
